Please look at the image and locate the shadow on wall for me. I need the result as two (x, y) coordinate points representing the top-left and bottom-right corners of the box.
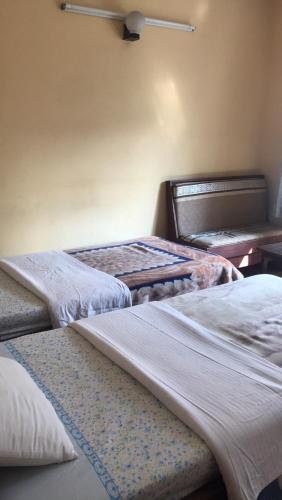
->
(152, 182), (167, 238)
(152, 169), (263, 240)
(268, 166), (282, 224)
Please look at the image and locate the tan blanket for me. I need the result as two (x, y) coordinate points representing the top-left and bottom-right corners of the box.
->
(72, 301), (282, 500)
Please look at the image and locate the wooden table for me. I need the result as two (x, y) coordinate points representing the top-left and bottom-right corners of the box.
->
(258, 242), (282, 273)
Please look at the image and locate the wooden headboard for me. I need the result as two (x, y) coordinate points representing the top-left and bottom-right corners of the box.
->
(166, 175), (268, 241)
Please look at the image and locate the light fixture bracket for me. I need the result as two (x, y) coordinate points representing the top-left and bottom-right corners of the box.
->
(123, 25), (140, 42)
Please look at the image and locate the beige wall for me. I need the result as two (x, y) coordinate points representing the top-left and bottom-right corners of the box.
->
(0, 0), (272, 255)
(259, 0), (282, 219)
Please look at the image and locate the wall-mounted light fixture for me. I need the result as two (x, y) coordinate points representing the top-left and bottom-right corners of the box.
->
(123, 11), (145, 42)
(61, 3), (196, 41)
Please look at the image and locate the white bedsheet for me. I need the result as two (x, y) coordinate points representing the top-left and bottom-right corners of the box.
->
(167, 274), (282, 366)
(0, 251), (131, 328)
(72, 301), (282, 500)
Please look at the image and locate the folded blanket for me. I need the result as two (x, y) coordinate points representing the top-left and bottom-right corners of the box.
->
(72, 302), (282, 500)
(0, 251), (131, 328)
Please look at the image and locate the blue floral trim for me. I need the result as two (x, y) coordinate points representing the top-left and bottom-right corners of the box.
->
(4, 341), (121, 500)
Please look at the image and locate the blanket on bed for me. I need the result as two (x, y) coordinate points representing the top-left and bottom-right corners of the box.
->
(69, 237), (243, 305)
(0, 251), (131, 328)
(72, 302), (282, 500)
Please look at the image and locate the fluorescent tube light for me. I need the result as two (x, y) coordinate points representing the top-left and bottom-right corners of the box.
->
(61, 3), (196, 33)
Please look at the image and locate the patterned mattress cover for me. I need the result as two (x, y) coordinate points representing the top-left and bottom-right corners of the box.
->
(0, 326), (217, 500)
(181, 224), (282, 249)
(69, 236), (242, 305)
(0, 269), (50, 339)
(0, 275), (281, 500)
(0, 236), (241, 339)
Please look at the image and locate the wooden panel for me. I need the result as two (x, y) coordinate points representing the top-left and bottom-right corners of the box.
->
(227, 252), (262, 268)
(206, 233), (282, 260)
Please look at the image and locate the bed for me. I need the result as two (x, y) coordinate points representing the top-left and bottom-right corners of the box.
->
(0, 274), (281, 500)
(166, 175), (282, 267)
(0, 236), (241, 340)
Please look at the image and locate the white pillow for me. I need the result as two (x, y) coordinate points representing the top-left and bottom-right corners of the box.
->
(0, 356), (77, 466)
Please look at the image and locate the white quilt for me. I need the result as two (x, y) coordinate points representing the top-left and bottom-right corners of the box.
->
(72, 301), (282, 500)
(0, 251), (131, 328)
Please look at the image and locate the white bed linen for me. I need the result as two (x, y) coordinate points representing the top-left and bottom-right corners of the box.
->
(0, 251), (131, 328)
(167, 274), (282, 365)
(72, 301), (282, 500)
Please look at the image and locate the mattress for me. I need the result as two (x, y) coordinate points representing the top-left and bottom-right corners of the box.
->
(181, 224), (282, 248)
(0, 327), (217, 500)
(1, 275), (281, 500)
(0, 269), (50, 340)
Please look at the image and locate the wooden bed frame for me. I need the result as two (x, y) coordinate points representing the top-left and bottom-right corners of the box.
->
(166, 175), (282, 267)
